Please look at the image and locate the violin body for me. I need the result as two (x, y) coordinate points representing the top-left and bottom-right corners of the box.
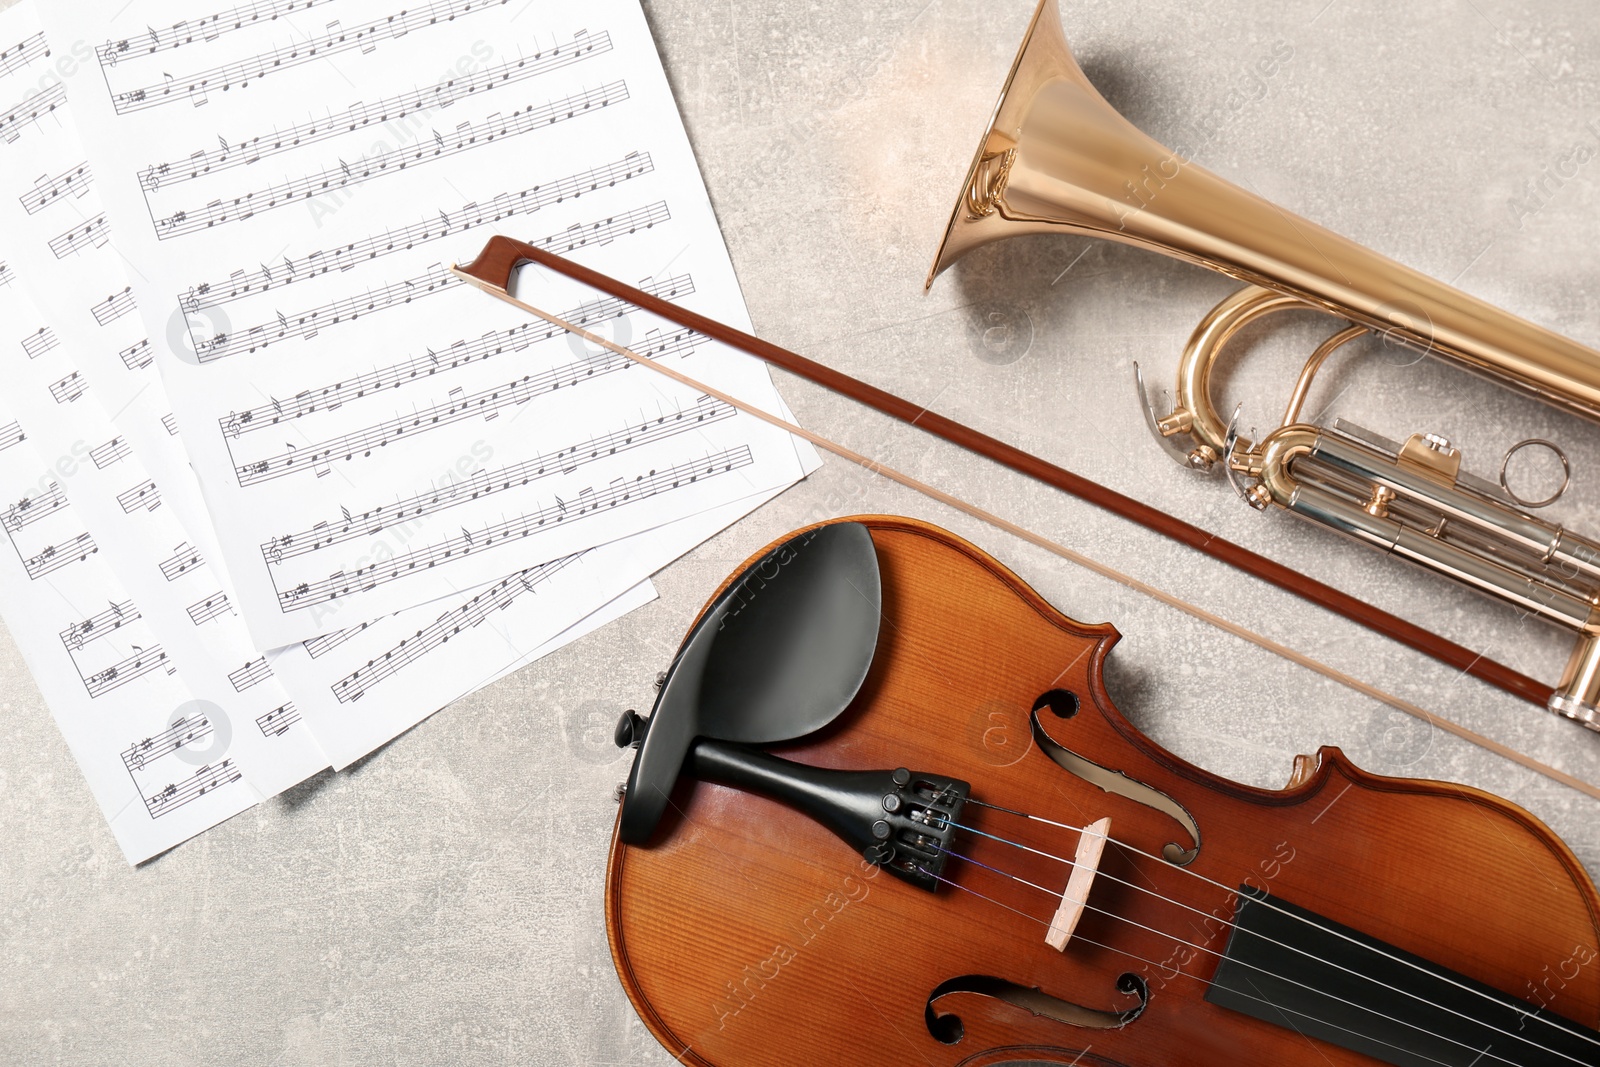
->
(606, 516), (1600, 1066)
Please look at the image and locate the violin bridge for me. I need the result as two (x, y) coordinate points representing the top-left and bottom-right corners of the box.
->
(1045, 817), (1111, 951)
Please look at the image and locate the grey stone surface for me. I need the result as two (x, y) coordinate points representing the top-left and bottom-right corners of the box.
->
(7, 0), (1600, 1063)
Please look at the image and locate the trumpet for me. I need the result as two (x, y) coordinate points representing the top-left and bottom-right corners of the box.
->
(927, 0), (1600, 727)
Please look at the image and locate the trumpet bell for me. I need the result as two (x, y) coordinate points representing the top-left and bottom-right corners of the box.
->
(927, 0), (1600, 422)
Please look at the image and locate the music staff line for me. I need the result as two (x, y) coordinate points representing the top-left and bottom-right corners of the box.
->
(262, 397), (734, 565)
(302, 620), (368, 659)
(152, 80), (629, 239)
(120, 338), (152, 370)
(20, 161), (92, 214)
(1, 82), (65, 145)
(0, 31), (48, 81)
(139, 32), (612, 193)
(2, 482), (65, 533)
(179, 150), (653, 312)
(22, 326), (58, 359)
(159, 542), (204, 581)
(257, 702), (300, 737)
(231, 325), (701, 487)
(110, 0), (511, 114)
(142, 761), (242, 819)
(122, 714), (211, 772)
(332, 555), (577, 702)
(0, 260), (11, 288)
(23, 531), (98, 580)
(61, 599), (140, 654)
(192, 200), (670, 364)
(0, 420), (25, 455)
(48, 212), (108, 259)
(49, 371), (86, 404)
(276, 447), (752, 611)
(98, 0), (339, 65)
(85, 644), (167, 699)
(91, 436), (131, 468)
(91, 286), (136, 326)
(187, 590), (233, 625)
(221, 270), (688, 434)
(229, 656), (273, 692)
(117, 480), (161, 514)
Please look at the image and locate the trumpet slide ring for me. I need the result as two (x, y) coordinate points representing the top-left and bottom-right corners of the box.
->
(1498, 438), (1571, 510)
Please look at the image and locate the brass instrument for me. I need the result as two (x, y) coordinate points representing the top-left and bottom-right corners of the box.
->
(927, 0), (1600, 727)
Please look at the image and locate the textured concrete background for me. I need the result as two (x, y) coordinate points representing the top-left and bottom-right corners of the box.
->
(7, 0), (1600, 1063)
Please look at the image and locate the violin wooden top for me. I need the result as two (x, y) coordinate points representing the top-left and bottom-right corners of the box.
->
(605, 515), (1600, 1067)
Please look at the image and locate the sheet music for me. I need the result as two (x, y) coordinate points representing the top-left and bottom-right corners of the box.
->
(0, 1), (676, 805)
(40, 0), (818, 650)
(0, 249), (332, 802)
(0, 373), (259, 863)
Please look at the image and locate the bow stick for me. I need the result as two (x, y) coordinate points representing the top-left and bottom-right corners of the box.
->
(450, 237), (1596, 800)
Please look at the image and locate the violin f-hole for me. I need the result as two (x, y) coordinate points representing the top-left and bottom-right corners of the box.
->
(924, 972), (1148, 1044)
(1030, 695), (1202, 865)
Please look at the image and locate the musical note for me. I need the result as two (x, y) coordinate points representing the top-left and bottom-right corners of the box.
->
(255, 702), (301, 737)
(194, 266), (459, 361)
(3, 482), (65, 532)
(185, 590), (232, 625)
(0, 261), (11, 289)
(89, 286), (136, 326)
(151, 82), (631, 239)
(0, 31), (49, 80)
(276, 448), (752, 611)
(47, 212), (109, 259)
(115, 479), (162, 514)
(119, 338), (153, 370)
(158, 542), (204, 581)
(24, 531), (98, 580)
(59, 600), (141, 656)
(96, 0), (339, 64)
(110, 0), (515, 114)
(139, 35), (614, 197)
(232, 326), (702, 487)
(227, 655), (272, 692)
(48, 370), (87, 404)
(331, 556), (579, 701)
(0, 83), (65, 144)
(119, 713), (211, 773)
(89, 435), (131, 468)
(220, 271), (688, 434)
(178, 154), (656, 312)
(142, 760), (241, 818)
(21, 326), (58, 359)
(84, 644), (166, 698)
(19, 161), (92, 215)
(257, 398), (733, 564)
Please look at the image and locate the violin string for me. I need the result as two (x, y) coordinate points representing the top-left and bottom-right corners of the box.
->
(926, 841), (1581, 1067)
(935, 839), (1586, 1067)
(918, 863), (1478, 1067)
(458, 273), (1600, 1055)
(448, 267), (1600, 806)
(951, 799), (1600, 1056)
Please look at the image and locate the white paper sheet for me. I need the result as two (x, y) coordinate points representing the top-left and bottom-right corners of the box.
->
(38, 0), (818, 650)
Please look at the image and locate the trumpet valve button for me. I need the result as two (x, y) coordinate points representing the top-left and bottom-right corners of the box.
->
(1364, 485), (1397, 519)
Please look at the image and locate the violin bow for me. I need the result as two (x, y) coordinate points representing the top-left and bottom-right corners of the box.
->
(450, 237), (1596, 801)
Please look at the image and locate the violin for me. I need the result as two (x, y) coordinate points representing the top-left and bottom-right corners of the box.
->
(604, 516), (1600, 1066)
